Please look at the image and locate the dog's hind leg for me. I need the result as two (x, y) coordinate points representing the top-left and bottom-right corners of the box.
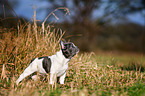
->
(16, 63), (37, 85)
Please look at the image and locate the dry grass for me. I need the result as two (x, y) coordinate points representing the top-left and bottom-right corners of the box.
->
(0, 9), (145, 96)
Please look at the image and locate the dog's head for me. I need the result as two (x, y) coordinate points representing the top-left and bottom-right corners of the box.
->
(60, 40), (79, 59)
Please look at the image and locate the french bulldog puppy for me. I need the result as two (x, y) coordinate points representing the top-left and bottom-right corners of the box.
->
(16, 40), (79, 85)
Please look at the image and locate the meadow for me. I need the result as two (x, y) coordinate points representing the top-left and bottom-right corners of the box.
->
(0, 14), (145, 96)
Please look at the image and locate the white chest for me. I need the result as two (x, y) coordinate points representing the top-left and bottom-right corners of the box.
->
(49, 51), (70, 77)
(57, 64), (68, 76)
(50, 59), (68, 76)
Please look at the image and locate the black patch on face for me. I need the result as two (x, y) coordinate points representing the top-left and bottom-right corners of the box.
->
(38, 56), (51, 73)
(61, 43), (79, 59)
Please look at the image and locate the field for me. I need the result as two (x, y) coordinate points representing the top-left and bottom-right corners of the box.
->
(0, 20), (145, 96)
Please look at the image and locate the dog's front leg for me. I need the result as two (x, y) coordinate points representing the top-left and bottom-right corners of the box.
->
(59, 72), (66, 84)
(49, 73), (56, 85)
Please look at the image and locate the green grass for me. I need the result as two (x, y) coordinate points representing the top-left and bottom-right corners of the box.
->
(0, 16), (145, 96)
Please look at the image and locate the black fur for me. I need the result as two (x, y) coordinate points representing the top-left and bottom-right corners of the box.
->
(38, 56), (51, 73)
(30, 58), (35, 63)
(38, 56), (48, 59)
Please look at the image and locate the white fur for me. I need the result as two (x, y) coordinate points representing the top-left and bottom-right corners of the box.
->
(16, 50), (70, 85)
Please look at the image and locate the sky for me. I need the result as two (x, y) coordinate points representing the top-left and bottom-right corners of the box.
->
(10, 0), (145, 25)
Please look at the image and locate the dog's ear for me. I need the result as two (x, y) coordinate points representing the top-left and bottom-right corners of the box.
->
(60, 40), (65, 49)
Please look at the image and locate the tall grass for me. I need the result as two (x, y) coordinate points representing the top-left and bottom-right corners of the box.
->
(0, 9), (145, 96)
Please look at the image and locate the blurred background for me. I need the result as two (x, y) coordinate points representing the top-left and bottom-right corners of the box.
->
(0, 0), (145, 53)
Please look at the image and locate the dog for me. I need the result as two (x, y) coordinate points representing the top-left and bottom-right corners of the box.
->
(16, 40), (79, 85)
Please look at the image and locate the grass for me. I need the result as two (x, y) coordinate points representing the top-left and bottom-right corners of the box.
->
(0, 10), (145, 96)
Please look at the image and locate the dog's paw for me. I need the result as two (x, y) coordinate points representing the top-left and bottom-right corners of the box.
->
(16, 80), (20, 85)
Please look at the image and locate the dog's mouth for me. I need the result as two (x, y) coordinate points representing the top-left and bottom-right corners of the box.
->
(76, 49), (79, 54)
(75, 47), (79, 54)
